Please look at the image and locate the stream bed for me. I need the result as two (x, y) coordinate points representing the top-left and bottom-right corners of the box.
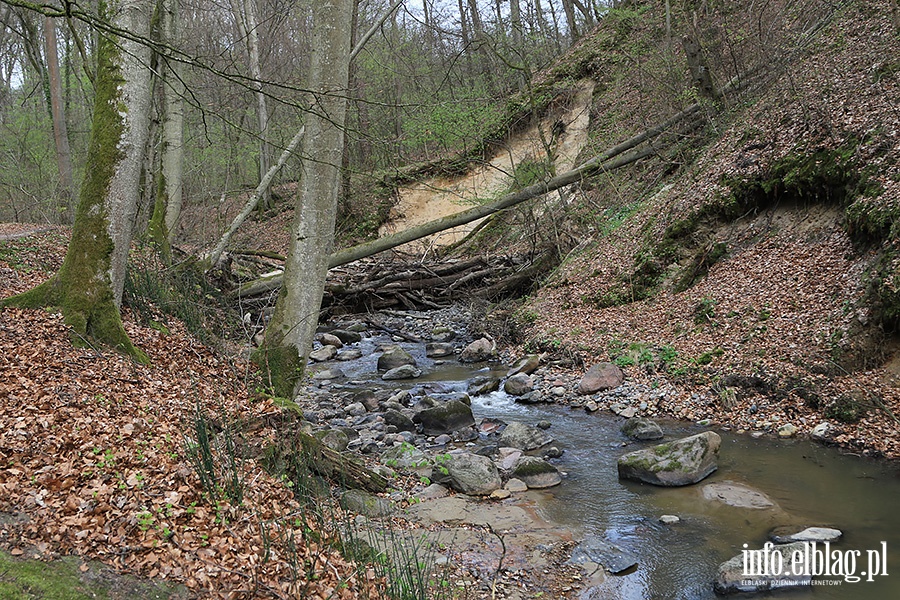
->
(316, 329), (900, 599)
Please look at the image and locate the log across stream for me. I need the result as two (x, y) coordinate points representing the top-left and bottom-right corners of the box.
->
(304, 318), (900, 599)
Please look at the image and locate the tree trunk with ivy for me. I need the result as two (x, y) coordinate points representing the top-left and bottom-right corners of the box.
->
(2, 0), (154, 361)
(254, 0), (353, 397)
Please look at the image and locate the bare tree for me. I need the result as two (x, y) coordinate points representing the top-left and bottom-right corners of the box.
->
(255, 0), (355, 396)
(42, 15), (74, 222)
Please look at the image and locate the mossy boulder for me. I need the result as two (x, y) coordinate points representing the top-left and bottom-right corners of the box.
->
(340, 489), (394, 518)
(511, 456), (561, 489)
(435, 452), (501, 496)
(380, 443), (430, 470)
(617, 431), (720, 486)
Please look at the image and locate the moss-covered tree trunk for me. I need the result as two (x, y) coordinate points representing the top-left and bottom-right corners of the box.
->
(254, 0), (353, 397)
(149, 0), (185, 261)
(1, 0), (154, 361)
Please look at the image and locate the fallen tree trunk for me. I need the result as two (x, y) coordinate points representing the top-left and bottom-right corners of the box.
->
(231, 138), (663, 299)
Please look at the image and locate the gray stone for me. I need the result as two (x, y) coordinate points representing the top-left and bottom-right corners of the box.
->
(380, 443), (430, 470)
(577, 362), (625, 395)
(811, 422), (834, 440)
(618, 406), (637, 419)
(437, 452), (501, 496)
(499, 422), (553, 451)
(382, 364), (422, 380)
(312, 367), (344, 380)
(383, 409), (415, 432)
(715, 542), (810, 594)
(584, 401), (599, 413)
(340, 489), (394, 518)
(320, 333), (343, 348)
(344, 402), (367, 417)
(336, 349), (363, 361)
(354, 390), (380, 412)
(497, 448), (523, 471)
(467, 376), (500, 396)
(504, 373), (534, 396)
(569, 536), (638, 574)
(621, 417), (664, 441)
(511, 456), (561, 489)
(316, 429), (349, 452)
(430, 327), (456, 342)
(332, 329), (363, 344)
(536, 420), (552, 430)
(309, 345), (338, 362)
(507, 355), (541, 377)
(459, 337), (496, 363)
(617, 431), (721, 487)
(770, 526), (842, 544)
(415, 483), (450, 500)
(544, 446), (564, 459)
(377, 346), (416, 371)
(702, 481), (775, 509)
(425, 342), (455, 358)
(505, 478), (528, 493)
(413, 400), (476, 435)
(659, 515), (680, 524)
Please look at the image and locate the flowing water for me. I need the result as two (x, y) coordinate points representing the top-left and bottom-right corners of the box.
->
(326, 337), (900, 599)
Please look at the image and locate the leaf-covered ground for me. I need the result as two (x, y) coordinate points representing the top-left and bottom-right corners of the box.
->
(0, 225), (379, 599)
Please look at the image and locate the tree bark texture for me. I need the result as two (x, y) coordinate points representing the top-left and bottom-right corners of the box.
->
(256, 0), (354, 397)
(2, 0), (154, 361)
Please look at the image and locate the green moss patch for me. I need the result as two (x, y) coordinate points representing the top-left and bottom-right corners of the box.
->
(0, 550), (187, 600)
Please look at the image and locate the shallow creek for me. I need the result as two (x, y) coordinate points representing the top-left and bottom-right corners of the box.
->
(325, 336), (900, 599)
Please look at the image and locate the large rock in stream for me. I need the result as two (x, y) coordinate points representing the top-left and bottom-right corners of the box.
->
(617, 431), (720, 486)
(435, 452), (501, 495)
(377, 346), (416, 371)
(499, 422), (553, 451)
(412, 399), (475, 435)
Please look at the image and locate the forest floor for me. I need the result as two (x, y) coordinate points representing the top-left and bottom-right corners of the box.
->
(0, 225), (590, 599)
(0, 225), (383, 599)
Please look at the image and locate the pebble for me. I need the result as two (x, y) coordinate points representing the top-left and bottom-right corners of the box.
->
(659, 515), (680, 524)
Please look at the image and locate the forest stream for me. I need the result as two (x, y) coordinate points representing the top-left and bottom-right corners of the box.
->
(308, 326), (900, 600)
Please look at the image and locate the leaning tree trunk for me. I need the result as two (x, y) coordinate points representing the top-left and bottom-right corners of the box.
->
(2, 0), (153, 361)
(254, 0), (354, 397)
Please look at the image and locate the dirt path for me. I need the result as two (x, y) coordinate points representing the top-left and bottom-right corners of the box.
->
(379, 80), (595, 253)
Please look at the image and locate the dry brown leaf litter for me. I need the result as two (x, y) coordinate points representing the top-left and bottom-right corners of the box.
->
(0, 230), (381, 599)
